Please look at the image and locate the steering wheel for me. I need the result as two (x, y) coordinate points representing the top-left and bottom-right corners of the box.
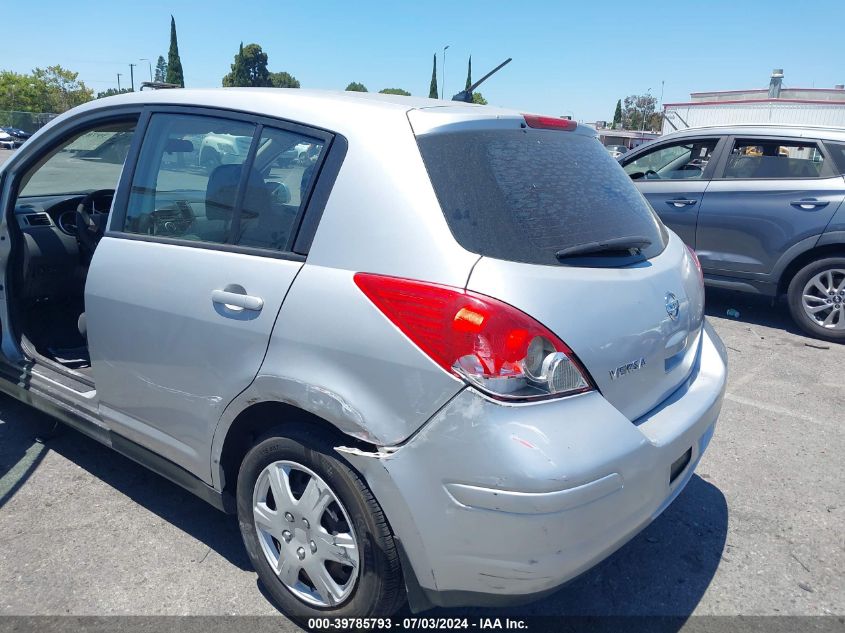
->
(76, 189), (115, 255)
(644, 169), (660, 179)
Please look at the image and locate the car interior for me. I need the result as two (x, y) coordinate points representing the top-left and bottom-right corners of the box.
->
(624, 140), (718, 180)
(8, 115), (323, 378)
(723, 140), (825, 179)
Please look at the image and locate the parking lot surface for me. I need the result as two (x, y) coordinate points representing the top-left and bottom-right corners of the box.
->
(0, 289), (842, 624)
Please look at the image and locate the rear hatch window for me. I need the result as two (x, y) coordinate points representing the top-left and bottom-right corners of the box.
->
(417, 128), (666, 266)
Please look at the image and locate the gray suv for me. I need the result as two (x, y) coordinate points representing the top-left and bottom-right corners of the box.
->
(0, 90), (727, 622)
(621, 125), (845, 341)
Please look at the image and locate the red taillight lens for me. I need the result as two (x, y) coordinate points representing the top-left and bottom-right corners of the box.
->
(522, 114), (577, 131)
(354, 273), (593, 401)
(686, 245), (703, 286)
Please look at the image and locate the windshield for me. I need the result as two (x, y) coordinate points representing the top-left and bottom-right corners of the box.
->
(417, 128), (666, 266)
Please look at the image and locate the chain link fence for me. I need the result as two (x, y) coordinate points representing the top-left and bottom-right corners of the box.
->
(0, 110), (59, 133)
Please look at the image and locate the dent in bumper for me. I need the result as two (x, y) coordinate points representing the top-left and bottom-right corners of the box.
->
(341, 319), (727, 606)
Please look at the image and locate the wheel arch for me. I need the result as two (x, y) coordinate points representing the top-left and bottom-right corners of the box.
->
(777, 242), (845, 296)
(213, 398), (378, 501)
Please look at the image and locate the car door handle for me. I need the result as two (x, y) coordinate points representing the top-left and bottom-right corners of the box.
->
(790, 198), (829, 210)
(665, 198), (698, 208)
(211, 289), (264, 311)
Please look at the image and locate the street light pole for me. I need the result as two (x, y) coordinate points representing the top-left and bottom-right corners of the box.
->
(140, 58), (153, 82)
(441, 45), (450, 99)
(129, 63), (136, 92)
(117, 73), (122, 91)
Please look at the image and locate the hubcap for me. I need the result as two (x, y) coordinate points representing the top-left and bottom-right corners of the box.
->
(252, 460), (359, 607)
(801, 268), (845, 330)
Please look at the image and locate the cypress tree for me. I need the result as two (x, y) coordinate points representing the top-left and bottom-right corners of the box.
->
(428, 53), (438, 99)
(612, 99), (623, 129)
(165, 15), (185, 87)
(465, 56), (472, 91)
(154, 55), (167, 83)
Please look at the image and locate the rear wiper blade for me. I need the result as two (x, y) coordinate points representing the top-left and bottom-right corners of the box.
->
(555, 236), (653, 260)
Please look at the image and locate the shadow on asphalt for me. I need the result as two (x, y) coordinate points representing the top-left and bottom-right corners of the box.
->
(0, 394), (251, 570)
(704, 286), (803, 335)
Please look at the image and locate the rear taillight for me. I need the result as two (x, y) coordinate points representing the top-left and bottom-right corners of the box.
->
(686, 245), (704, 288)
(354, 273), (593, 401)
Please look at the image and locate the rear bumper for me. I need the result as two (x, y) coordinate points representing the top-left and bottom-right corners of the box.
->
(341, 319), (727, 609)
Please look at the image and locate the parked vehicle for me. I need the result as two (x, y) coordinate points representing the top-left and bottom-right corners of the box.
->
(620, 125), (845, 341)
(0, 129), (23, 150)
(0, 90), (727, 622)
(605, 143), (628, 159)
(1, 126), (32, 141)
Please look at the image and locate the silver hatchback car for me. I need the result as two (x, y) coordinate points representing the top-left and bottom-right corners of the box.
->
(0, 90), (727, 621)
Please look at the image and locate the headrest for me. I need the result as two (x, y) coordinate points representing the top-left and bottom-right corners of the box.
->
(206, 164), (270, 221)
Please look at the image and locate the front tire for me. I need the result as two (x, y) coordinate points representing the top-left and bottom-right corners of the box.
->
(236, 425), (404, 622)
(787, 257), (845, 342)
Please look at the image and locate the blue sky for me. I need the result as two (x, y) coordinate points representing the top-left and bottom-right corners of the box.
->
(2, 0), (843, 121)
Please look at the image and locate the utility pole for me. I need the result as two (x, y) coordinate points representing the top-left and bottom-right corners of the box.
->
(117, 73), (122, 91)
(140, 58), (153, 82)
(129, 63), (136, 92)
(441, 45), (450, 99)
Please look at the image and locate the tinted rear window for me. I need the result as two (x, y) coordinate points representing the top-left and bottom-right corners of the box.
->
(825, 142), (845, 175)
(417, 128), (666, 266)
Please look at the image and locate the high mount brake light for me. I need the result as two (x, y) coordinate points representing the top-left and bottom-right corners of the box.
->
(354, 273), (593, 401)
(522, 114), (577, 131)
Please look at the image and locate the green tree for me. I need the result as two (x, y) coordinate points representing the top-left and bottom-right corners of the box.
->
(612, 99), (622, 129)
(223, 43), (271, 87)
(428, 53), (438, 99)
(223, 43), (249, 86)
(379, 88), (411, 96)
(622, 93), (657, 131)
(0, 67), (93, 114)
(270, 71), (300, 88)
(165, 15), (185, 87)
(465, 56), (472, 91)
(471, 92), (488, 105)
(154, 56), (168, 83)
(32, 66), (94, 112)
(0, 71), (43, 112)
(96, 87), (133, 99)
(345, 82), (368, 92)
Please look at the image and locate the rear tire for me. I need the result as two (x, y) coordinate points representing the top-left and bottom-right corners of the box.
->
(236, 425), (405, 623)
(787, 257), (845, 343)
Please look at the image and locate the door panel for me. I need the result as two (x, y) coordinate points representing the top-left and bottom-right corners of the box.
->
(633, 180), (709, 246)
(622, 137), (722, 247)
(696, 136), (845, 275)
(86, 237), (301, 478)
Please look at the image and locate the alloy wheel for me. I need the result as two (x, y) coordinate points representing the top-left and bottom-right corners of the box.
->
(801, 268), (845, 330)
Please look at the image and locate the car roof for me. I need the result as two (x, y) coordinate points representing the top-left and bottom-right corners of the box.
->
(50, 88), (598, 139)
(661, 124), (845, 142)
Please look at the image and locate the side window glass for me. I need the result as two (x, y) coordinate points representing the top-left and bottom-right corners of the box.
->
(233, 127), (325, 251)
(724, 139), (826, 179)
(19, 121), (137, 196)
(124, 114), (255, 244)
(623, 139), (717, 181)
(823, 142), (845, 176)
